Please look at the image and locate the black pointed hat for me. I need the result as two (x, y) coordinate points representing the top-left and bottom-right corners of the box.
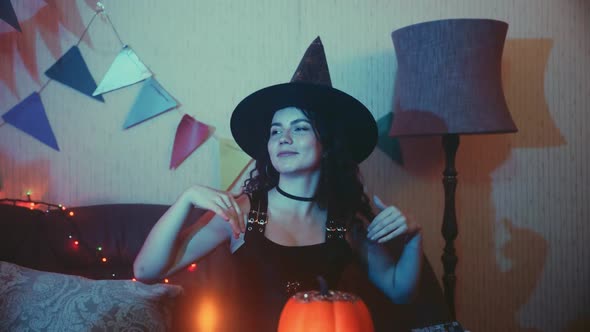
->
(230, 37), (377, 163)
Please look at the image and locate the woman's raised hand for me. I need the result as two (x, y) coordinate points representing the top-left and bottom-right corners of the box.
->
(366, 195), (421, 244)
(182, 185), (246, 239)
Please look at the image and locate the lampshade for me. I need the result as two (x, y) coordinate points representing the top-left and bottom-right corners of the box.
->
(389, 19), (517, 137)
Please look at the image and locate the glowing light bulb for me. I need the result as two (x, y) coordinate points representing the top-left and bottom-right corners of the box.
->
(195, 295), (219, 332)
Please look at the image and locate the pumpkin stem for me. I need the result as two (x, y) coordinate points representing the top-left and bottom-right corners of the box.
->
(317, 276), (329, 296)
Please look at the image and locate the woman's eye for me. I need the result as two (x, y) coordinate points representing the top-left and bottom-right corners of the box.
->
(270, 129), (280, 135)
(295, 126), (309, 132)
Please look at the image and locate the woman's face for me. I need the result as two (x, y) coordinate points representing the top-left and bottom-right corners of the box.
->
(267, 107), (323, 176)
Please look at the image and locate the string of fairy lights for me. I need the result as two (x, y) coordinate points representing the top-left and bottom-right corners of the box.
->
(1, 192), (198, 283)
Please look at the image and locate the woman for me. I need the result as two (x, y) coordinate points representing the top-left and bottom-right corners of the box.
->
(133, 82), (422, 331)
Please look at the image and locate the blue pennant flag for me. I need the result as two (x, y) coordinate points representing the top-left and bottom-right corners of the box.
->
(45, 46), (104, 102)
(377, 113), (403, 165)
(123, 77), (177, 129)
(0, 0), (22, 32)
(2, 92), (60, 151)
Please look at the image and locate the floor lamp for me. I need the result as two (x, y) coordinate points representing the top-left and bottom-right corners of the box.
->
(388, 19), (518, 320)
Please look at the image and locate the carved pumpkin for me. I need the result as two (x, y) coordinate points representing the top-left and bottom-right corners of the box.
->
(277, 278), (374, 332)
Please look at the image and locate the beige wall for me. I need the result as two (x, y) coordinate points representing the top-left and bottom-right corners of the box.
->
(1, 1), (588, 331)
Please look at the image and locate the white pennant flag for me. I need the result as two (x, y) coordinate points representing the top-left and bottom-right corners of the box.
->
(93, 45), (152, 96)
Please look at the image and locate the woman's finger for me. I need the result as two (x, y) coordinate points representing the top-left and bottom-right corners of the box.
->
(218, 196), (239, 224)
(367, 208), (393, 233)
(373, 195), (388, 211)
(228, 196), (245, 233)
(219, 195), (233, 211)
(376, 224), (408, 243)
(213, 197), (241, 237)
(367, 207), (402, 235)
(210, 204), (229, 221)
(368, 216), (406, 241)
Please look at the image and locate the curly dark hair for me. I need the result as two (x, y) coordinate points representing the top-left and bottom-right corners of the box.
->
(242, 108), (375, 228)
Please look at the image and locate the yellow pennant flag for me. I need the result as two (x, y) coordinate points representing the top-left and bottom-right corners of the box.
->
(218, 137), (253, 191)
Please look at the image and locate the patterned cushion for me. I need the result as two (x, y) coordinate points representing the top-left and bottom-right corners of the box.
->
(0, 261), (183, 331)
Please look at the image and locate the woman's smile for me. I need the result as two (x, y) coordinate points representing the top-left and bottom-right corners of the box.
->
(277, 151), (298, 157)
(268, 107), (322, 175)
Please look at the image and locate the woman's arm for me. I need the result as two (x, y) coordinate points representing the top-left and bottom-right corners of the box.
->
(133, 185), (247, 282)
(351, 195), (423, 303)
(362, 232), (422, 303)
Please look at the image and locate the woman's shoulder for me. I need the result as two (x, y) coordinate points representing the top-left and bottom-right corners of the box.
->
(235, 191), (252, 211)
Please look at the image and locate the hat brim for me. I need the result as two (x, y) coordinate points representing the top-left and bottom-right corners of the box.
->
(230, 82), (377, 163)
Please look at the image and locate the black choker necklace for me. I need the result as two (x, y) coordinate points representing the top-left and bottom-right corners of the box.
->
(276, 186), (316, 202)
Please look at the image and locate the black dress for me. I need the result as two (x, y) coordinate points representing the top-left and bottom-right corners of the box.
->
(229, 190), (353, 332)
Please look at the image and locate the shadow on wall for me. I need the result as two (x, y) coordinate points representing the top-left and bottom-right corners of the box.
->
(332, 49), (445, 180)
(453, 38), (562, 332)
(501, 39), (565, 148)
(354, 37), (562, 331)
(0, 1), (91, 99)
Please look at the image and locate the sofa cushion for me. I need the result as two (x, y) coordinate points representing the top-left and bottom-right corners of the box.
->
(0, 261), (183, 331)
(0, 204), (206, 279)
(43, 204), (173, 279)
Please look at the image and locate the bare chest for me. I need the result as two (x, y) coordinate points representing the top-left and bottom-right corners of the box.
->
(264, 212), (326, 246)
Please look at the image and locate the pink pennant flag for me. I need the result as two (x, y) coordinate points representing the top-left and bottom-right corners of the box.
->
(170, 114), (213, 169)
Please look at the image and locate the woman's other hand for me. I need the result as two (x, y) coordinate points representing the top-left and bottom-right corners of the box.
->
(182, 185), (246, 239)
(366, 195), (421, 244)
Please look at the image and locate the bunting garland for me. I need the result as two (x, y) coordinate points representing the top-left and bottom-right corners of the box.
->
(0, 1), (251, 186)
(124, 77), (177, 129)
(2, 92), (59, 151)
(2, 2), (399, 190)
(0, 3), (101, 151)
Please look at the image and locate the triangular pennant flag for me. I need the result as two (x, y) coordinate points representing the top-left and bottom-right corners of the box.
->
(45, 46), (104, 102)
(170, 114), (213, 169)
(377, 113), (403, 165)
(2, 92), (59, 151)
(0, 0), (22, 32)
(93, 45), (152, 96)
(218, 137), (253, 190)
(124, 77), (177, 129)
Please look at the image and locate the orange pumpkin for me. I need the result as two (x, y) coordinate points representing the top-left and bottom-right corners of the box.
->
(277, 280), (374, 332)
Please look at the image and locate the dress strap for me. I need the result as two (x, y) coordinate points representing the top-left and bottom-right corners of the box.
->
(246, 190), (268, 236)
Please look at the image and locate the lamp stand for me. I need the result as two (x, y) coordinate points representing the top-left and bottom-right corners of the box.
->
(441, 133), (459, 320)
